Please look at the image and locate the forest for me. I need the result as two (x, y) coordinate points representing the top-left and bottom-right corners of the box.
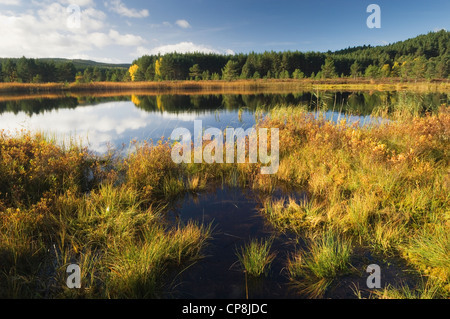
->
(0, 30), (448, 84)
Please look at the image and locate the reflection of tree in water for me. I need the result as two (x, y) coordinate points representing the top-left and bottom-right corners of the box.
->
(0, 98), (78, 116)
(131, 95), (141, 106)
(0, 96), (130, 116)
(131, 92), (449, 116)
(1, 92), (447, 118)
(156, 95), (164, 112)
(134, 95), (224, 113)
(369, 92), (449, 116)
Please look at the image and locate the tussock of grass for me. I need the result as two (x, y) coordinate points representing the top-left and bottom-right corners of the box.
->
(368, 277), (449, 299)
(287, 230), (353, 298)
(125, 140), (182, 202)
(261, 197), (325, 235)
(186, 175), (207, 193)
(0, 130), (92, 207)
(106, 221), (212, 298)
(403, 223), (450, 283)
(236, 237), (276, 277)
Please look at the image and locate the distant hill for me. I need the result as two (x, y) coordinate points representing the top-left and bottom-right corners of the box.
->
(0, 57), (130, 70)
(333, 30), (449, 59)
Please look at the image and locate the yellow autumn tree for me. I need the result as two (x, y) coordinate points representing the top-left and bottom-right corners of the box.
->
(391, 61), (401, 77)
(155, 57), (163, 80)
(381, 64), (391, 77)
(129, 64), (139, 82)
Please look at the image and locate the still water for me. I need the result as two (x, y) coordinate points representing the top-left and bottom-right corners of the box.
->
(0, 91), (447, 154)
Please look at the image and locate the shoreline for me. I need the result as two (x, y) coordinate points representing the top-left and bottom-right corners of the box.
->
(0, 78), (449, 95)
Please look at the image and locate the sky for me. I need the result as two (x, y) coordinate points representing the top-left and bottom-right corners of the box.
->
(0, 0), (448, 64)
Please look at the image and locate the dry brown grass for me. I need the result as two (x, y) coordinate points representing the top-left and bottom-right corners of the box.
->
(0, 78), (448, 95)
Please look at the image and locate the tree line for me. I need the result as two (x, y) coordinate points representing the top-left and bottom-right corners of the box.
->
(129, 30), (449, 81)
(1, 30), (448, 84)
(0, 57), (128, 83)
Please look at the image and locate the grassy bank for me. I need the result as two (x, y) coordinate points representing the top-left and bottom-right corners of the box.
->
(0, 132), (211, 298)
(0, 101), (449, 298)
(260, 105), (450, 298)
(0, 78), (449, 95)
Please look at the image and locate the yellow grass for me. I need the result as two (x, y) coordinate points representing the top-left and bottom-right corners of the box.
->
(0, 78), (449, 95)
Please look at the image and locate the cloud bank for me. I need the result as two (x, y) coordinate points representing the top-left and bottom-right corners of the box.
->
(0, 0), (234, 62)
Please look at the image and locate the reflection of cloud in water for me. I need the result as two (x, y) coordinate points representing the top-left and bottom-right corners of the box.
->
(161, 112), (198, 122)
(0, 101), (219, 154)
(0, 98), (392, 155)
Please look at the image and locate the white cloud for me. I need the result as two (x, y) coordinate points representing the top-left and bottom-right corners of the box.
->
(0, 1), (145, 59)
(58, 0), (94, 6)
(0, 1), (231, 62)
(105, 0), (149, 18)
(175, 19), (191, 29)
(135, 42), (236, 57)
(108, 29), (144, 46)
(0, 101), (205, 154)
(0, 0), (21, 5)
(137, 42), (218, 55)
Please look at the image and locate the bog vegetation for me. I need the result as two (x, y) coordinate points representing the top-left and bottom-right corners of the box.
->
(0, 97), (448, 298)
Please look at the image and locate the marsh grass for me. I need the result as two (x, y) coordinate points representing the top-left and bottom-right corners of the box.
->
(287, 229), (353, 298)
(262, 104), (450, 298)
(0, 79), (448, 94)
(186, 175), (201, 193)
(53, 185), (211, 298)
(403, 223), (450, 283)
(261, 197), (325, 236)
(0, 100), (449, 298)
(105, 221), (212, 298)
(0, 133), (213, 298)
(235, 237), (276, 278)
(365, 276), (449, 299)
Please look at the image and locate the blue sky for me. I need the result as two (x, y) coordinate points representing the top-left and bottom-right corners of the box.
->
(0, 0), (448, 63)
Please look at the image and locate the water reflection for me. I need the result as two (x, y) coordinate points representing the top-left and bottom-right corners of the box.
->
(0, 91), (447, 154)
(0, 101), (254, 154)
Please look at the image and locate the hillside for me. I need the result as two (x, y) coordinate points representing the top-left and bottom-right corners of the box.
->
(0, 58), (130, 70)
